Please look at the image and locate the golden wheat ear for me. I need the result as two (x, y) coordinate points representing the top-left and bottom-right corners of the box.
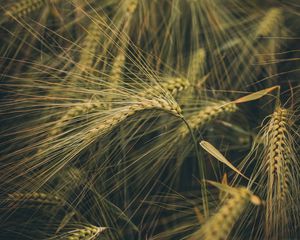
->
(140, 77), (190, 98)
(255, 7), (283, 39)
(49, 77), (189, 140)
(4, 0), (48, 20)
(254, 7), (287, 76)
(3, 0), (65, 23)
(233, 105), (300, 239)
(189, 182), (260, 240)
(177, 101), (237, 139)
(86, 99), (182, 139)
(262, 107), (300, 239)
(187, 48), (206, 84)
(76, 16), (107, 75)
(53, 225), (107, 240)
(49, 99), (106, 137)
(6, 192), (65, 208)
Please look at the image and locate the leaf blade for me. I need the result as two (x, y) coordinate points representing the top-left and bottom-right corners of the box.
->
(233, 86), (279, 104)
(200, 141), (247, 179)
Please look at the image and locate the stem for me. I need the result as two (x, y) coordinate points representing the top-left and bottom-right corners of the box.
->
(181, 117), (209, 219)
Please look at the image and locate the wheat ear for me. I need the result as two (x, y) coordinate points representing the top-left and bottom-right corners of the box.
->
(236, 106), (299, 239)
(49, 100), (105, 137)
(109, 0), (139, 84)
(263, 107), (297, 238)
(190, 187), (258, 240)
(160, 77), (190, 96)
(108, 0), (139, 102)
(87, 99), (182, 138)
(4, 0), (48, 19)
(256, 7), (282, 38)
(266, 108), (289, 198)
(125, 0), (138, 15)
(78, 17), (105, 72)
(178, 101), (237, 138)
(187, 48), (206, 82)
(140, 77), (190, 97)
(110, 53), (126, 87)
(65, 225), (107, 240)
(7, 192), (64, 206)
(255, 7), (284, 76)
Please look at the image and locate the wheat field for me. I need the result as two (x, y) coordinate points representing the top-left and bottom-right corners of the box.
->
(0, 1), (299, 239)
